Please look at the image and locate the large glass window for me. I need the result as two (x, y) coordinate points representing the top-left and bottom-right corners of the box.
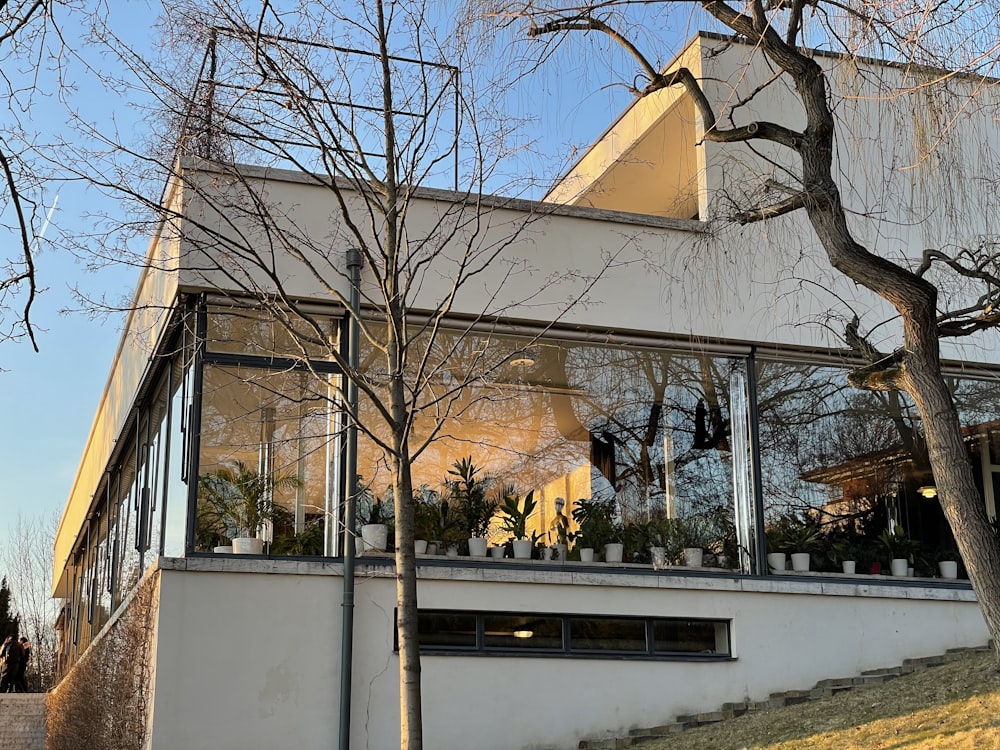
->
(357, 329), (742, 566)
(195, 363), (339, 555)
(756, 360), (1000, 578)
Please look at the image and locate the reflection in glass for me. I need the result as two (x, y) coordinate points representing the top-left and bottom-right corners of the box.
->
(569, 617), (646, 652)
(483, 615), (563, 650)
(196, 364), (338, 555)
(652, 619), (725, 654)
(417, 612), (477, 649)
(357, 329), (742, 560)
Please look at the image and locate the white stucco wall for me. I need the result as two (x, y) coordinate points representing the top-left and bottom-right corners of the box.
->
(147, 559), (987, 750)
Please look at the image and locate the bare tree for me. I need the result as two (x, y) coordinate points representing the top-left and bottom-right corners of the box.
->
(0, 0), (70, 352)
(2, 512), (59, 690)
(64, 1), (626, 746)
(523, 1), (1000, 655)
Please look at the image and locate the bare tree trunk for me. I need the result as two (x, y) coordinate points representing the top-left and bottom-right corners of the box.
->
(392, 442), (422, 750)
(902, 334), (1000, 654)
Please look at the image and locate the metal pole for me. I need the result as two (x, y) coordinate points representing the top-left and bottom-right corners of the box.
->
(746, 349), (768, 576)
(338, 248), (364, 750)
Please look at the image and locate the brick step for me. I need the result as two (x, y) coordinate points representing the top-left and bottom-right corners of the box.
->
(578, 643), (993, 750)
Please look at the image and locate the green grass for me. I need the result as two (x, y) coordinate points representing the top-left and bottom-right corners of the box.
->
(638, 649), (1000, 750)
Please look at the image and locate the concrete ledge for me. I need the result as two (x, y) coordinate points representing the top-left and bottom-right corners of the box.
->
(158, 555), (978, 603)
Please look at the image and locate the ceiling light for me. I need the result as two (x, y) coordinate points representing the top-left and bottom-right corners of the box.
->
(513, 629), (533, 639)
(509, 357), (535, 367)
(917, 485), (938, 499)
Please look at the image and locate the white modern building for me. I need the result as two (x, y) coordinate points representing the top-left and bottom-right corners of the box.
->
(51, 32), (998, 749)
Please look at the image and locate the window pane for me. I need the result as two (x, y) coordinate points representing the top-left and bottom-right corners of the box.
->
(569, 617), (646, 652)
(358, 328), (741, 564)
(652, 620), (727, 655)
(205, 306), (339, 360)
(483, 615), (563, 650)
(417, 612), (477, 649)
(197, 364), (338, 555)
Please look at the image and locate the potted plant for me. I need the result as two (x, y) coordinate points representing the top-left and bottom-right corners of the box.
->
(785, 517), (822, 572)
(198, 461), (303, 554)
(675, 514), (712, 567)
(828, 536), (860, 575)
(357, 486), (394, 554)
(429, 496), (465, 555)
(764, 513), (799, 573)
(413, 486), (440, 555)
(498, 487), (538, 559)
(272, 517), (325, 556)
(879, 524), (918, 576)
(936, 548), (960, 579)
(446, 457), (498, 557)
(570, 496), (619, 562)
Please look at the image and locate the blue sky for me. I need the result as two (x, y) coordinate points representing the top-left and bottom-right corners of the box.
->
(0, 2), (690, 550)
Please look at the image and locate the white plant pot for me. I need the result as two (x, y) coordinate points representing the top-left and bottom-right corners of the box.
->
(512, 539), (533, 559)
(541, 546), (553, 560)
(842, 560), (856, 575)
(489, 545), (505, 559)
(552, 543), (567, 562)
(413, 539), (428, 555)
(939, 560), (958, 579)
(360, 523), (388, 553)
(650, 546), (667, 570)
(579, 547), (595, 563)
(213, 545), (233, 554)
(790, 552), (811, 572)
(604, 543), (624, 563)
(767, 552), (787, 573)
(683, 547), (704, 567)
(467, 537), (488, 557)
(890, 558), (909, 577)
(445, 544), (459, 558)
(232, 537), (264, 555)
(425, 542), (439, 556)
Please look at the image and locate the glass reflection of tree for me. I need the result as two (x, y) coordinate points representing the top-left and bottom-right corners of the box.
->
(554, 345), (738, 524)
(756, 362), (929, 530)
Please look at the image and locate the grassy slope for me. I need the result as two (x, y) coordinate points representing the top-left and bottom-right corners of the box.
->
(638, 649), (1000, 750)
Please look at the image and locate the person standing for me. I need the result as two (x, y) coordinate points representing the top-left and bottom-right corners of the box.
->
(14, 638), (30, 692)
(0, 635), (23, 692)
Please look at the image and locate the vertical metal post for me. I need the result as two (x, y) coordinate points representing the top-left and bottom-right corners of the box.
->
(338, 248), (364, 750)
(746, 349), (768, 575)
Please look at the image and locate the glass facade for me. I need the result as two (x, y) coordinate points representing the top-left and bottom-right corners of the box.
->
(57, 299), (1000, 669)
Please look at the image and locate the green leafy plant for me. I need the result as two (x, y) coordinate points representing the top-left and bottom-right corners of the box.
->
(785, 518), (823, 554)
(198, 461), (303, 539)
(879, 524), (920, 562)
(673, 514), (714, 551)
(570, 496), (619, 551)
(430, 498), (465, 546)
(357, 482), (394, 526)
(413, 486), (440, 541)
(446, 457), (498, 538)
(272, 518), (325, 556)
(497, 486), (538, 540)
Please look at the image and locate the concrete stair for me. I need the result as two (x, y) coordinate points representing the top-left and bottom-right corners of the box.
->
(578, 645), (992, 749)
(0, 694), (46, 750)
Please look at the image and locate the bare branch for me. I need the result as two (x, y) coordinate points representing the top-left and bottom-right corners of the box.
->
(732, 189), (809, 224)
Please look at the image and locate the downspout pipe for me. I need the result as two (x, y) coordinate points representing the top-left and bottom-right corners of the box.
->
(339, 248), (364, 750)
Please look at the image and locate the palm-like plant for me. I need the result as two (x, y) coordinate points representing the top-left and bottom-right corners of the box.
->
(497, 486), (537, 541)
(199, 461), (303, 539)
(446, 457), (498, 538)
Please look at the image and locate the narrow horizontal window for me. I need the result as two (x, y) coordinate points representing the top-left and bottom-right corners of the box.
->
(406, 609), (732, 660)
